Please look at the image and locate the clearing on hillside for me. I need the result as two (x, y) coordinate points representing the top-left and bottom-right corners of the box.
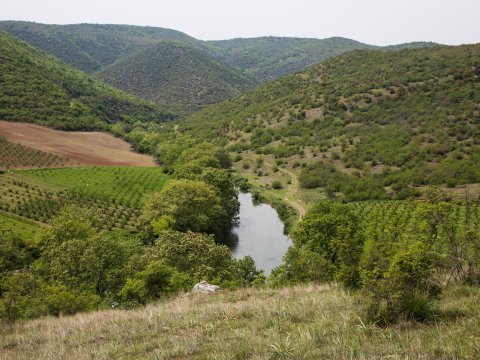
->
(0, 120), (156, 167)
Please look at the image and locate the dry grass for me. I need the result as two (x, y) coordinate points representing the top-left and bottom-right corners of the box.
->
(1, 284), (479, 359)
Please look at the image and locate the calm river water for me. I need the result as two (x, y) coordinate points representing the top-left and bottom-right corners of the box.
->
(226, 192), (292, 275)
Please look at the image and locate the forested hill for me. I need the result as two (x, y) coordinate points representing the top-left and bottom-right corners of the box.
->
(205, 37), (375, 81)
(178, 44), (480, 190)
(97, 42), (258, 115)
(0, 21), (438, 84)
(0, 29), (174, 130)
(0, 21), (200, 73)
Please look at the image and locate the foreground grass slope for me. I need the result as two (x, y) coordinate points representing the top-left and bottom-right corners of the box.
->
(1, 284), (478, 359)
(0, 29), (174, 130)
(97, 42), (258, 115)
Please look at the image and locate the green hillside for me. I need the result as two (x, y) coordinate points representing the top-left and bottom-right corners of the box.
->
(204, 36), (376, 81)
(205, 37), (439, 81)
(0, 21), (200, 73)
(176, 44), (480, 199)
(0, 29), (174, 130)
(0, 22), (440, 114)
(0, 22), (438, 85)
(97, 42), (258, 115)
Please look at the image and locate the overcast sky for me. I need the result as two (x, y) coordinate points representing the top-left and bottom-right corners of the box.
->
(1, 0), (479, 45)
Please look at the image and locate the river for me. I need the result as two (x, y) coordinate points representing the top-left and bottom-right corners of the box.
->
(226, 192), (292, 275)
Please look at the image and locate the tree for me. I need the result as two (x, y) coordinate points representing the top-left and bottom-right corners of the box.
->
(153, 230), (234, 282)
(0, 233), (34, 272)
(359, 200), (442, 324)
(175, 142), (232, 169)
(286, 201), (364, 287)
(138, 179), (226, 242)
(37, 206), (134, 297)
(173, 165), (240, 229)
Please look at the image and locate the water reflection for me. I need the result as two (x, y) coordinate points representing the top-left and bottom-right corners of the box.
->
(225, 192), (292, 275)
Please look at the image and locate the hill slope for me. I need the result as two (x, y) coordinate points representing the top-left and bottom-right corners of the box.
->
(205, 37), (439, 81)
(0, 21), (200, 73)
(205, 36), (376, 81)
(97, 42), (258, 115)
(1, 284), (478, 359)
(177, 44), (480, 193)
(0, 29), (174, 130)
(0, 22), (438, 84)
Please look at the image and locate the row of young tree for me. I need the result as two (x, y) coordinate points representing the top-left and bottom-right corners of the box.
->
(0, 141), (264, 322)
(271, 190), (480, 324)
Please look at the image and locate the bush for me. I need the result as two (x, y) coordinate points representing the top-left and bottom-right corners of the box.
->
(271, 180), (283, 189)
(274, 201), (364, 287)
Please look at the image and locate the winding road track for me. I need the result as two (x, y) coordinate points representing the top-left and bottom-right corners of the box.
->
(242, 154), (306, 219)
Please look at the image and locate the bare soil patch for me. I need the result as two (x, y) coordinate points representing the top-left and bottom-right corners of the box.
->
(0, 121), (156, 167)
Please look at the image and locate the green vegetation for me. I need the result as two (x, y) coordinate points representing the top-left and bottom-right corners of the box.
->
(175, 44), (480, 200)
(1, 284), (479, 359)
(0, 212), (41, 242)
(97, 42), (258, 115)
(19, 167), (169, 208)
(0, 136), (76, 169)
(0, 19), (439, 125)
(1, 21), (479, 359)
(0, 29), (174, 130)
(0, 141), (254, 321)
(273, 190), (480, 323)
(0, 167), (169, 232)
(0, 21), (200, 73)
(206, 37), (437, 82)
(0, 22), (437, 84)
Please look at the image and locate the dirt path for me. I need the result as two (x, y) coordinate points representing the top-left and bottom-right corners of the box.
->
(242, 154), (306, 219)
(0, 121), (156, 167)
(276, 166), (306, 219)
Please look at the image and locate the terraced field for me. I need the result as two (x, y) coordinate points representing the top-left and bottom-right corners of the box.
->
(0, 167), (170, 233)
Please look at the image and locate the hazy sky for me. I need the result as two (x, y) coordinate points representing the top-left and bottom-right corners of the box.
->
(1, 0), (479, 45)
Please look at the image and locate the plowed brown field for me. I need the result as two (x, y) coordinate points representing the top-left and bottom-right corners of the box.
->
(0, 121), (156, 167)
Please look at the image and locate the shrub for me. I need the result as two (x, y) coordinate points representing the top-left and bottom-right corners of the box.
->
(271, 180), (283, 189)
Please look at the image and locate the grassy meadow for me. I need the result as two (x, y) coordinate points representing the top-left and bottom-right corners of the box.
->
(1, 284), (479, 359)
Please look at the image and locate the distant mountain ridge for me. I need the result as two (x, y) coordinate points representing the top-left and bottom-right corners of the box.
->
(0, 21), (441, 114)
(203, 36), (377, 81)
(0, 21), (200, 73)
(96, 41), (258, 115)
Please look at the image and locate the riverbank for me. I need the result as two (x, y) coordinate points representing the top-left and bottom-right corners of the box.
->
(235, 153), (307, 222)
(2, 284), (478, 359)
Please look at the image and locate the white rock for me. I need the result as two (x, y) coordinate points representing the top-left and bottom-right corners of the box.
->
(191, 281), (220, 294)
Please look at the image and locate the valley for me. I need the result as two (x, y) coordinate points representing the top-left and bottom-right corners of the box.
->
(0, 13), (479, 360)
